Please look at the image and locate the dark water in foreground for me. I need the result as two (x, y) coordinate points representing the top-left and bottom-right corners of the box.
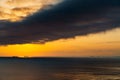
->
(0, 58), (120, 80)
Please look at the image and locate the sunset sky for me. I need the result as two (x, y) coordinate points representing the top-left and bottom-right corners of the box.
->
(0, 0), (120, 57)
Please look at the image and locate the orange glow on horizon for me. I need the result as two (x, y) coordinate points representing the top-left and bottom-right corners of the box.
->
(0, 28), (120, 57)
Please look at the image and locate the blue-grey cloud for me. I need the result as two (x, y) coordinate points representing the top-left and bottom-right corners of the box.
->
(0, 0), (120, 45)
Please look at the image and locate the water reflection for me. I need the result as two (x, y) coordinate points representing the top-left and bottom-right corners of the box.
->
(0, 58), (120, 80)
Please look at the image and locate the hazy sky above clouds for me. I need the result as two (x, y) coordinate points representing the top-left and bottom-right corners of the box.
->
(0, 0), (120, 57)
(0, 0), (62, 21)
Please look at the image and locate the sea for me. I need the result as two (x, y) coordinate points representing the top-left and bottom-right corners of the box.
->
(0, 57), (120, 80)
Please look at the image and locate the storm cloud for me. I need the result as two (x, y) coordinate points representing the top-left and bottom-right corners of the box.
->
(0, 0), (120, 45)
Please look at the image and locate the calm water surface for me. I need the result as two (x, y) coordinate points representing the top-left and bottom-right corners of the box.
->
(0, 58), (120, 80)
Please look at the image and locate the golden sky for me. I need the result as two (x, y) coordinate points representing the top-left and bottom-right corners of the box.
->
(0, 0), (62, 22)
(0, 28), (120, 57)
(0, 0), (120, 57)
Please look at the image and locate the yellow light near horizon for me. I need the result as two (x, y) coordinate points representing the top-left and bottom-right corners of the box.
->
(0, 44), (52, 57)
(0, 28), (120, 57)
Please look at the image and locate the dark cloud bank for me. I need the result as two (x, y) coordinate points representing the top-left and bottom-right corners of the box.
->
(0, 0), (120, 45)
